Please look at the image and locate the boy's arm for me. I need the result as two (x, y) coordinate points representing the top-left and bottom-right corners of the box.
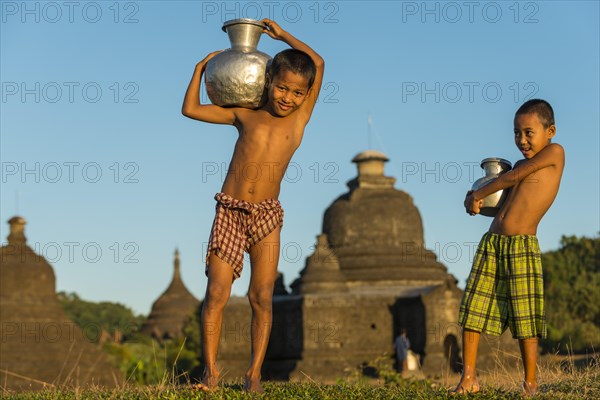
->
(262, 19), (325, 122)
(475, 143), (564, 198)
(465, 143), (564, 213)
(181, 51), (238, 125)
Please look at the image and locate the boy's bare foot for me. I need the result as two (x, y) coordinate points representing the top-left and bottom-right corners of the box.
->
(523, 380), (538, 397)
(192, 373), (219, 392)
(191, 383), (211, 392)
(244, 375), (264, 393)
(450, 376), (480, 395)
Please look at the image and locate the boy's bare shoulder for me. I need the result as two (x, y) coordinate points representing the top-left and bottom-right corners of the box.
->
(545, 143), (566, 168)
(542, 143), (565, 160)
(546, 142), (565, 156)
(236, 106), (307, 128)
(231, 106), (263, 124)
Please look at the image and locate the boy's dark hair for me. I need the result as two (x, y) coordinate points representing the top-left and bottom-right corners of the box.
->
(269, 49), (317, 89)
(515, 99), (555, 128)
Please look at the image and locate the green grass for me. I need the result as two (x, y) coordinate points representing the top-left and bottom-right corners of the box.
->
(2, 371), (599, 400)
(3, 353), (599, 399)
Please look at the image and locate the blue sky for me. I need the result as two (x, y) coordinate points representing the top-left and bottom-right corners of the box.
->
(2, 1), (598, 315)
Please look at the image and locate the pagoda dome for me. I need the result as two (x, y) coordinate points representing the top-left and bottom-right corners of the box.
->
(141, 249), (200, 340)
(0, 216), (122, 389)
(322, 151), (447, 283)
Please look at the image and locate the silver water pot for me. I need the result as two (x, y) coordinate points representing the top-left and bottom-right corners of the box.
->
(471, 158), (512, 217)
(204, 18), (272, 109)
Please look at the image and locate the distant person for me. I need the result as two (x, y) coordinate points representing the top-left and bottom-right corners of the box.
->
(182, 19), (324, 393)
(453, 99), (565, 397)
(394, 328), (410, 375)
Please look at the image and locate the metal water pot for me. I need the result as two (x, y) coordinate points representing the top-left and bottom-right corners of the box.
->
(204, 18), (272, 109)
(471, 158), (512, 217)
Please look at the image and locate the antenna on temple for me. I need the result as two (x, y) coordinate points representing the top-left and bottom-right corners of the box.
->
(367, 114), (373, 149)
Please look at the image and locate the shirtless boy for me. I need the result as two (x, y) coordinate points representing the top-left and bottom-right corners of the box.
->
(454, 99), (565, 396)
(181, 19), (324, 392)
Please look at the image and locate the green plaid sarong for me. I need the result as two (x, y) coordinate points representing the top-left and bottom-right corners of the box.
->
(458, 232), (546, 339)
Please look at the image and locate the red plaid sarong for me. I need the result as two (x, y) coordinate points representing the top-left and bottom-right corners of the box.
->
(205, 192), (284, 279)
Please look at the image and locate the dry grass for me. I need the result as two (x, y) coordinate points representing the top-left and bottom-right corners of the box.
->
(434, 350), (600, 399)
(1, 351), (598, 399)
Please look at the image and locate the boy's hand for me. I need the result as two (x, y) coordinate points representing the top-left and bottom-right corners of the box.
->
(197, 50), (222, 68)
(464, 190), (483, 216)
(182, 49), (237, 125)
(262, 19), (287, 40)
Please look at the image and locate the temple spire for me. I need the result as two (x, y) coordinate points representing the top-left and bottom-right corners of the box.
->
(140, 249), (200, 340)
(7, 216), (27, 245)
(347, 150), (396, 190)
(173, 248), (181, 280)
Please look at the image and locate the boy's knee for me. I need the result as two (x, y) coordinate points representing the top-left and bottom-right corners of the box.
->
(204, 283), (231, 309)
(248, 286), (273, 311)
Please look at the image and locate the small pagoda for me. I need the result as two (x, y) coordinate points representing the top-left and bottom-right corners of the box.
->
(141, 249), (200, 340)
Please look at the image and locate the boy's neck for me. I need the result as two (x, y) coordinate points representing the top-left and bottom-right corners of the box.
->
(261, 104), (287, 118)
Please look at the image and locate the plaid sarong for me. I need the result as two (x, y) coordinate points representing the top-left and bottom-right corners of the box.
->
(458, 232), (546, 339)
(205, 192), (283, 279)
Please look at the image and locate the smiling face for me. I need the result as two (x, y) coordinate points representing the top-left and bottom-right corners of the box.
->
(265, 69), (310, 117)
(513, 112), (556, 159)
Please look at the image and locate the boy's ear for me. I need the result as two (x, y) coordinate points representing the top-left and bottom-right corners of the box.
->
(547, 124), (557, 139)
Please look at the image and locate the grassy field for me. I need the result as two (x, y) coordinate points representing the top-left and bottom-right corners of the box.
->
(3, 354), (599, 399)
(2, 376), (599, 400)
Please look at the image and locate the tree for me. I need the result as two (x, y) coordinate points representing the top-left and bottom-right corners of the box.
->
(58, 291), (146, 342)
(541, 234), (600, 353)
(59, 292), (201, 384)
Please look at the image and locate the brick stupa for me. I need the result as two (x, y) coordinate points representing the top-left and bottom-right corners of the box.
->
(213, 151), (518, 380)
(141, 249), (200, 340)
(0, 216), (122, 390)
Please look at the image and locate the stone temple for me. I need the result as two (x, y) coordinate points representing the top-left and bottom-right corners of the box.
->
(212, 151), (517, 381)
(141, 249), (200, 340)
(0, 217), (122, 390)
